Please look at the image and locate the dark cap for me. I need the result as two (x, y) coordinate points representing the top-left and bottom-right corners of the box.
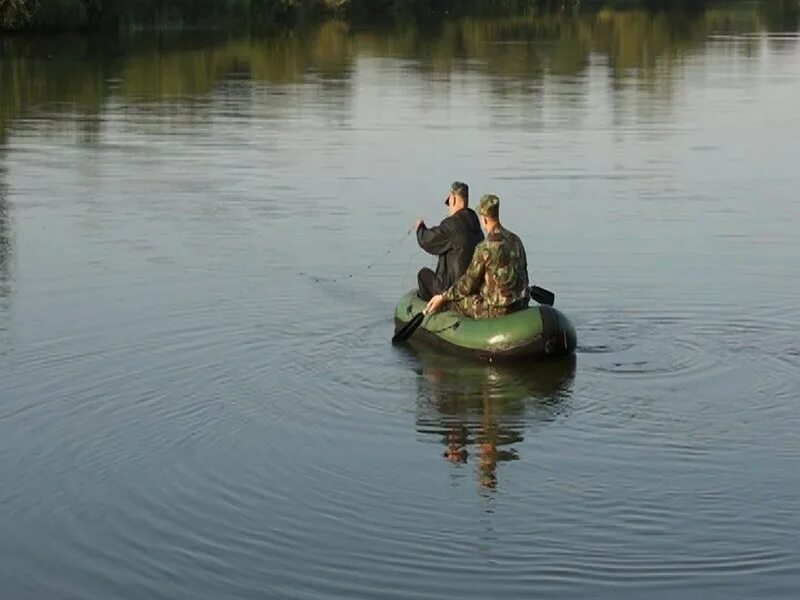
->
(446, 181), (469, 205)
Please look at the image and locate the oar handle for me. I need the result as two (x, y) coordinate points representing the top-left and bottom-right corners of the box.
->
(530, 285), (555, 306)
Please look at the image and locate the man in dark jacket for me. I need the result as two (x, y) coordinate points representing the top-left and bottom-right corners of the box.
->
(414, 181), (484, 301)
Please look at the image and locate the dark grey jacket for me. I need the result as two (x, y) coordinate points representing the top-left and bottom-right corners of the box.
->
(416, 208), (484, 290)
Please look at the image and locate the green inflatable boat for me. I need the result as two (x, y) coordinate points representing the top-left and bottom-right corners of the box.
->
(393, 290), (577, 360)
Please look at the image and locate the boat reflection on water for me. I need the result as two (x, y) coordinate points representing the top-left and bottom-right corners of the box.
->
(405, 345), (576, 490)
(0, 171), (10, 315)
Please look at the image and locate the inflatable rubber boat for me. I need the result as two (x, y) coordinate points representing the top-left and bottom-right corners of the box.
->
(393, 290), (577, 360)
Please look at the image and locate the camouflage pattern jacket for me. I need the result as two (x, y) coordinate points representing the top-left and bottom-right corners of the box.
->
(441, 225), (530, 319)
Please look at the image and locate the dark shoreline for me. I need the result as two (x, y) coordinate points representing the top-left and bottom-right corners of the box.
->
(1, 0), (772, 35)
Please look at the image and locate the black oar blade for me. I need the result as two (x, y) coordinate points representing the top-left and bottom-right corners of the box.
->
(392, 312), (424, 344)
(530, 285), (555, 306)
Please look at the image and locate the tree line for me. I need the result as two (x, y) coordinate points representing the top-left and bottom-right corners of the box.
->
(1, 0), (766, 33)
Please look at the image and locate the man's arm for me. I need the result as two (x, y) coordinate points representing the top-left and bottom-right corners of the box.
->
(442, 247), (486, 302)
(416, 220), (452, 255)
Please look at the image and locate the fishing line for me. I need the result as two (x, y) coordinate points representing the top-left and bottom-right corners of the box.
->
(400, 250), (416, 295)
(299, 228), (414, 284)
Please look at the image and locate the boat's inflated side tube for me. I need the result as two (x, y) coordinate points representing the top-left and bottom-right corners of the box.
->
(393, 290), (577, 360)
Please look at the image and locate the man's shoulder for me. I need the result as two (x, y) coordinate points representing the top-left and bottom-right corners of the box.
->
(436, 214), (458, 230)
(505, 230), (528, 264)
(486, 227), (525, 252)
(446, 209), (477, 227)
(499, 226), (524, 245)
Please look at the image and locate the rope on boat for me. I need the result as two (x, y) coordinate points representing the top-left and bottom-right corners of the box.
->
(425, 318), (462, 334)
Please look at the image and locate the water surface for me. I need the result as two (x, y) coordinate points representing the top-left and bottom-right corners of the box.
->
(1, 5), (799, 598)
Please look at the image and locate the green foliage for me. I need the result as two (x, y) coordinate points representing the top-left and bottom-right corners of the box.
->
(1, 0), (796, 33)
(0, 0), (323, 29)
(0, 0), (39, 28)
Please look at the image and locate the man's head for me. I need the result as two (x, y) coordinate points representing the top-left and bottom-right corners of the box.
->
(477, 193), (500, 230)
(445, 181), (469, 216)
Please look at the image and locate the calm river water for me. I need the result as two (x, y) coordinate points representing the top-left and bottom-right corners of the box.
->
(1, 5), (799, 598)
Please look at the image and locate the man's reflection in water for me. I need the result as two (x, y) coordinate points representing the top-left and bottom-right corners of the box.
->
(411, 345), (576, 491)
(0, 170), (11, 304)
(440, 401), (522, 489)
(0, 171), (11, 350)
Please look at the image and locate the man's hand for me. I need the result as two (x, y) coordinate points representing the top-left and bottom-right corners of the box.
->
(414, 218), (425, 231)
(425, 294), (445, 315)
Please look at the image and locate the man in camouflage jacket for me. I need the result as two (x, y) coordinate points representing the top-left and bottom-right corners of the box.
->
(424, 194), (530, 319)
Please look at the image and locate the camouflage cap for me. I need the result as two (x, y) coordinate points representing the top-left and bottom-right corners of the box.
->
(477, 194), (500, 216)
